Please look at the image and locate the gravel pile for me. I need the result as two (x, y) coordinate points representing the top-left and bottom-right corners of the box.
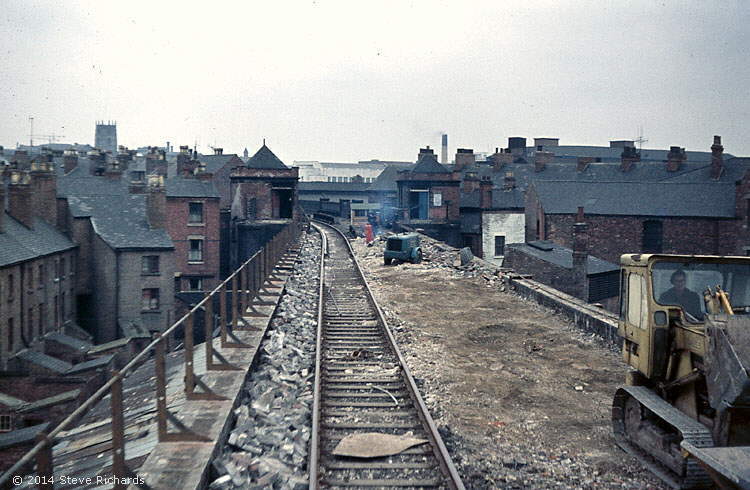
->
(210, 231), (321, 489)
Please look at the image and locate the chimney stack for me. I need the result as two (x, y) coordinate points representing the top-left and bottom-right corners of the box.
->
(214, 147), (223, 156)
(146, 175), (166, 229)
(441, 134), (448, 164)
(508, 137), (527, 157)
(30, 160), (58, 226)
(8, 171), (33, 228)
(479, 176), (493, 210)
(577, 157), (594, 173)
(620, 146), (640, 172)
(418, 146), (434, 160)
(63, 149), (78, 174)
(454, 148), (475, 171)
(195, 162), (213, 181)
(710, 135), (724, 179)
(572, 206), (589, 300)
(534, 151), (553, 172)
(104, 160), (123, 180)
(666, 146), (686, 172)
(503, 171), (516, 191)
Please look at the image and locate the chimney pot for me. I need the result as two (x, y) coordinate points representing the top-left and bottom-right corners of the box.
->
(711, 135), (724, 179)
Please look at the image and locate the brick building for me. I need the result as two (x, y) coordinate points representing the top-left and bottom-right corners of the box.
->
(524, 180), (739, 264)
(396, 147), (460, 245)
(58, 163), (175, 343)
(198, 149), (245, 210)
(165, 176), (221, 293)
(228, 144), (299, 267)
(0, 166), (77, 369)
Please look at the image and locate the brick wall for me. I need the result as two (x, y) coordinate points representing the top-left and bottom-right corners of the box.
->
(166, 197), (220, 291)
(118, 250), (175, 336)
(543, 214), (737, 264)
(504, 246), (579, 296)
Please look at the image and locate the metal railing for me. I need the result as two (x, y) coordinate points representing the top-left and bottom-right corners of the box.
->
(0, 220), (304, 489)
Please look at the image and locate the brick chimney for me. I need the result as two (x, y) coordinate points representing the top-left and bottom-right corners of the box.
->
(104, 159), (123, 180)
(577, 157), (594, 173)
(418, 147), (435, 160)
(492, 148), (513, 172)
(710, 135), (724, 179)
(666, 146), (686, 172)
(454, 148), (475, 171)
(8, 171), (33, 228)
(572, 206), (589, 301)
(503, 171), (516, 191)
(146, 175), (166, 229)
(116, 147), (131, 171)
(195, 161), (213, 181)
(534, 151), (554, 172)
(620, 146), (640, 172)
(63, 149), (78, 174)
(29, 160), (57, 226)
(479, 177), (493, 209)
(214, 147), (223, 156)
(13, 150), (30, 170)
(88, 150), (106, 176)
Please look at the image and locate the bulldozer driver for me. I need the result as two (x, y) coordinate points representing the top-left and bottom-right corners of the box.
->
(658, 269), (703, 320)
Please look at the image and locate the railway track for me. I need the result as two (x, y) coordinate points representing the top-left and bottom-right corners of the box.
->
(309, 222), (464, 489)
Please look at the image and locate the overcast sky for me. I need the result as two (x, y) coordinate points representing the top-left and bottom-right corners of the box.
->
(1, 1), (748, 163)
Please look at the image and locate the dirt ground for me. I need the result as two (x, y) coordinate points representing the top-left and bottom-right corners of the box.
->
(350, 238), (664, 489)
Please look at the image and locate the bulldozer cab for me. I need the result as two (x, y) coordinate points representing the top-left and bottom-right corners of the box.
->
(619, 254), (750, 379)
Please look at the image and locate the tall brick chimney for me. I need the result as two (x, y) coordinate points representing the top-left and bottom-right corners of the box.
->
(577, 157), (594, 173)
(620, 146), (640, 172)
(479, 177), (493, 209)
(29, 160), (57, 226)
(146, 175), (166, 229)
(710, 135), (724, 179)
(8, 171), (33, 228)
(534, 151), (553, 172)
(572, 206), (589, 301)
(63, 149), (78, 174)
(666, 146), (686, 172)
(454, 148), (475, 171)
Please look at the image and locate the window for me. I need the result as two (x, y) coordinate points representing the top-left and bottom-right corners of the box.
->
(433, 192), (442, 207)
(188, 278), (203, 291)
(38, 304), (44, 335)
(494, 236), (506, 257)
(627, 273), (648, 329)
(54, 296), (59, 328)
(61, 292), (66, 321)
(142, 255), (160, 274)
(142, 289), (160, 311)
(60, 258), (66, 279)
(642, 220), (663, 253)
(188, 202), (204, 224)
(27, 265), (33, 289)
(8, 274), (13, 302)
(27, 308), (33, 340)
(246, 198), (257, 220)
(7, 318), (13, 352)
(0, 415), (12, 432)
(189, 239), (203, 262)
(354, 209), (367, 217)
(38, 264), (45, 288)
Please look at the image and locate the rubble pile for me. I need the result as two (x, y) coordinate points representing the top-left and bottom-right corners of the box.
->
(210, 231), (321, 489)
(355, 233), (509, 288)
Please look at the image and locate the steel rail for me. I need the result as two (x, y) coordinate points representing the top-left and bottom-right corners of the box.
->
(309, 221), (464, 489)
(0, 222), (301, 487)
(308, 222), (327, 489)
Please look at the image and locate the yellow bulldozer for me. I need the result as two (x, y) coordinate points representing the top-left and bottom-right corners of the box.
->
(614, 254), (750, 489)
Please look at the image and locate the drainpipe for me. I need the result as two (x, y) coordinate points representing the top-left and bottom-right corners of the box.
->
(115, 251), (121, 341)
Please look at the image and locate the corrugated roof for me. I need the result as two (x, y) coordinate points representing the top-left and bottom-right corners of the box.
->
(245, 145), (288, 169)
(165, 177), (220, 198)
(509, 241), (619, 275)
(0, 214), (77, 267)
(532, 180), (736, 217)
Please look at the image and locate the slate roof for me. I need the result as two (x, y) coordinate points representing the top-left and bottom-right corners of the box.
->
(492, 187), (526, 209)
(411, 153), (450, 174)
(66, 194), (173, 250)
(17, 389), (80, 413)
(0, 423), (50, 450)
(298, 182), (371, 192)
(532, 180), (736, 218)
(368, 164), (414, 192)
(509, 241), (619, 275)
(14, 349), (73, 374)
(198, 154), (242, 173)
(44, 332), (93, 352)
(245, 145), (288, 170)
(0, 214), (77, 267)
(526, 145), (729, 163)
(165, 177), (220, 198)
